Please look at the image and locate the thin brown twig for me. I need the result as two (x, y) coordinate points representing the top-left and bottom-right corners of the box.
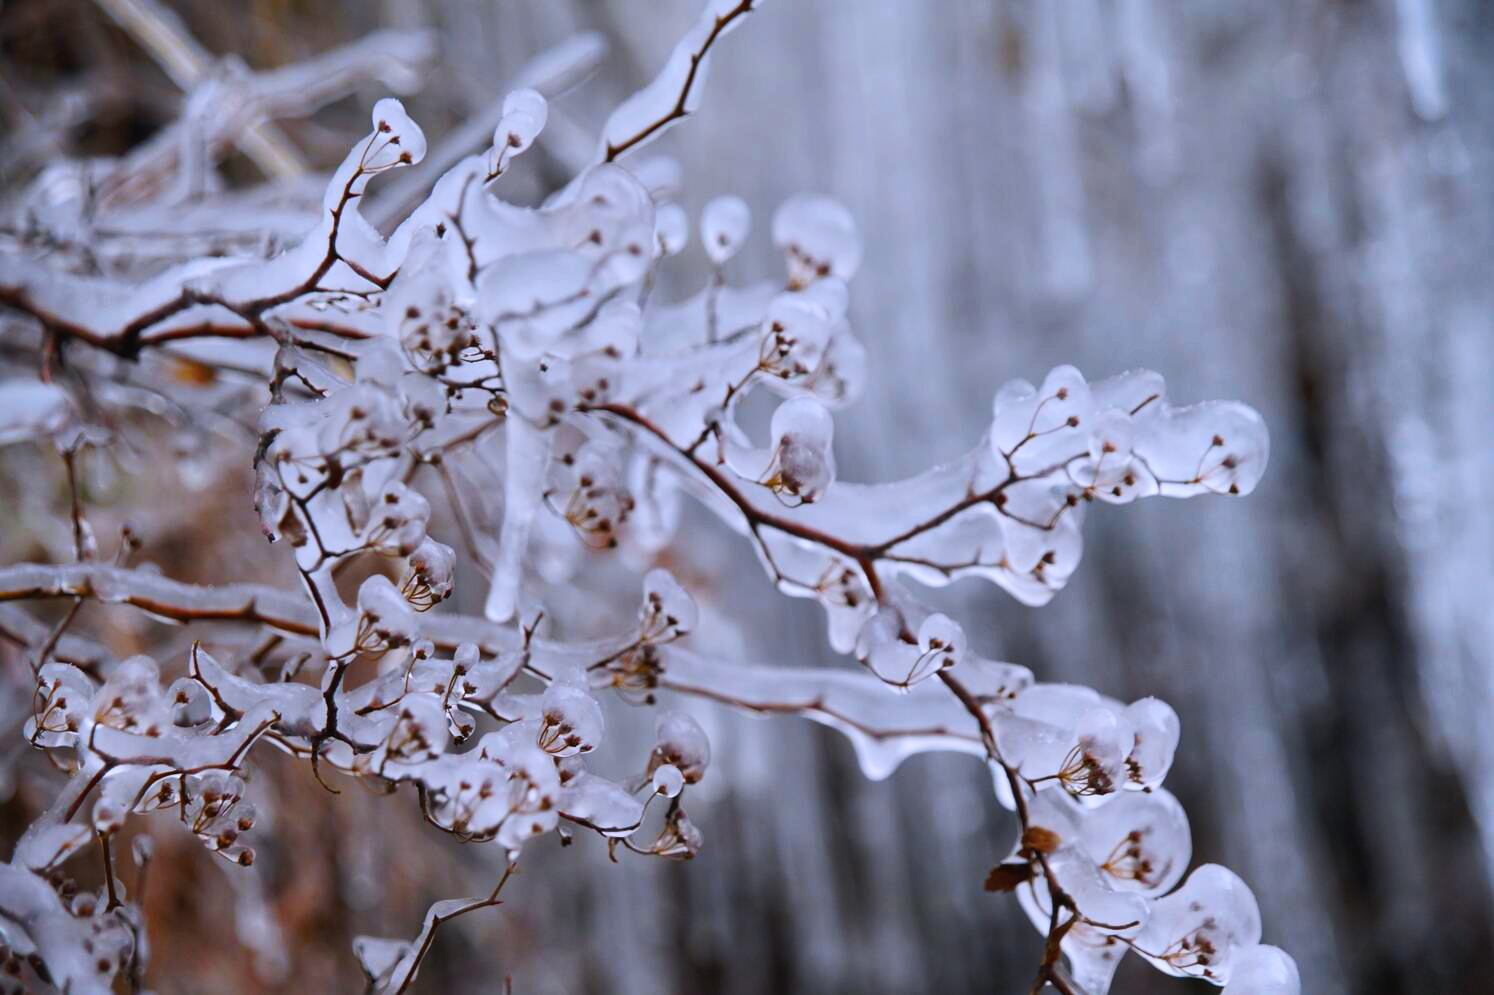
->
(602, 0), (758, 162)
(391, 861), (519, 995)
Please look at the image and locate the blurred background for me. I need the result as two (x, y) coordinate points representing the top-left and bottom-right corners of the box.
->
(3, 1), (1493, 993)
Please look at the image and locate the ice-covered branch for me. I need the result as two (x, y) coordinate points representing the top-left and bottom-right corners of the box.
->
(0, 1), (1300, 991)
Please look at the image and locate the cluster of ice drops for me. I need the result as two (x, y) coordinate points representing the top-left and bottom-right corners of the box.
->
(0, 1), (1298, 992)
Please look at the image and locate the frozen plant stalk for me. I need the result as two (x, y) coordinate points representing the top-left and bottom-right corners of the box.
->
(0, 2), (1295, 993)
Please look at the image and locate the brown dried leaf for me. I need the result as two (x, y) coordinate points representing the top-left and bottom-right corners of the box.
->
(984, 862), (1035, 892)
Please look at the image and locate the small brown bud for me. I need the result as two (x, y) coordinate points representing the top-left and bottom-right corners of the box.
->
(1022, 825), (1061, 854)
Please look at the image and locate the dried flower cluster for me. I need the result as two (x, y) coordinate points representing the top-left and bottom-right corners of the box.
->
(0, 1), (1297, 992)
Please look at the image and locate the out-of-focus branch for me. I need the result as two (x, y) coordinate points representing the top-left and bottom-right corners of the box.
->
(93, 0), (307, 179)
(367, 32), (606, 228)
(98, 24), (435, 207)
(0, 562), (317, 636)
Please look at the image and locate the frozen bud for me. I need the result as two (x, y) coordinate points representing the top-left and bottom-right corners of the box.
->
(167, 677), (212, 728)
(371, 480), (431, 556)
(388, 479), (433, 525)
(1123, 697), (1180, 790)
(231, 802), (258, 833)
(538, 682), (605, 757)
(1057, 707), (1131, 801)
(763, 398), (835, 504)
(378, 692), (450, 767)
(403, 537), (455, 610)
(772, 194), (862, 285)
(357, 574), (417, 650)
(655, 203), (689, 257)
(857, 609), (955, 689)
(1068, 405), (1145, 503)
(640, 568), (697, 640)
(25, 662), (93, 747)
(453, 642), (480, 674)
(555, 439), (633, 548)
(702, 195), (751, 265)
(759, 294), (833, 379)
(917, 613), (966, 670)
(93, 655), (165, 734)
(1078, 788), (1191, 897)
(650, 803), (703, 860)
(92, 798), (124, 835)
(493, 88), (547, 159)
(1134, 864), (1263, 984)
(770, 396), (834, 452)
(651, 711), (710, 784)
(365, 98), (427, 172)
(1224, 945), (1301, 995)
(651, 763), (685, 798)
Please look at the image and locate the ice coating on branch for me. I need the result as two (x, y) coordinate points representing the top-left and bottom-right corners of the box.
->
(0, 864), (134, 994)
(1015, 842), (1150, 994)
(772, 194), (862, 285)
(354, 895), (493, 994)
(1223, 945), (1302, 995)
(0, 2), (1296, 985)
(656, 647), (987, 780)
(1133, 864), (1263, 984)
(557, 764), (644, 835)
(597, 0), (763, 161)
(486, 416), (546, 622)
(701, 365), (1272, 638)
(702, 195), (750, 265)
(854, 605), (964, 689)
(353, 935), (412, 992)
